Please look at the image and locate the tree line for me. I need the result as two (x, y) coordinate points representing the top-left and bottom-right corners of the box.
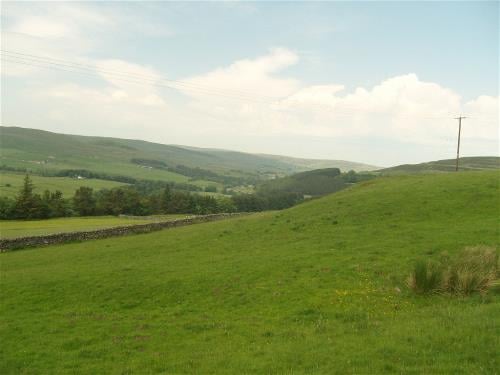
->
(0, 175), (303, 220)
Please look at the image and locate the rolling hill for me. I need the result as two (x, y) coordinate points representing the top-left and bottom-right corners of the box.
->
(0, 127), (378, 186)
(2, 170), (498, 373)
(379, 156), (500, 174)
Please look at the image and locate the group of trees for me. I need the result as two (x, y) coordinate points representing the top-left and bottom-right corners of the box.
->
(0, 175), (304, 220)
(257, 168), (375, 197)
(0, 175), (71, 219)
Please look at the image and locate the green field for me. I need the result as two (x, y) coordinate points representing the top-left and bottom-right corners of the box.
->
(1, 171), (499, 373)
(0, 172), (127, 198)
(0, 215), (188, 239)
(379, 156), (500, 174)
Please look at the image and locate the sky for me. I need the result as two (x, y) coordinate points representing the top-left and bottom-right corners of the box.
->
(1, 1), (498, 167)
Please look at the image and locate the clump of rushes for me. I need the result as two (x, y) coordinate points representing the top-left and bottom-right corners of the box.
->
(407, 260), (444, 294)
(407, 246), (499, 295)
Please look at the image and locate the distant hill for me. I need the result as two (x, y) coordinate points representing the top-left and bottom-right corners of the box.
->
(378, 157), (500, 174)
(257, 154), (378, 173)
(257, 168), (374, 197)
(0, 127), (378, 187)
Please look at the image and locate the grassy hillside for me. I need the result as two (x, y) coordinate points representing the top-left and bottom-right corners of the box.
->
(0, 172), (127, 198)
(379, 156), (500, 174)
(0, 127), (377, 185)
(1, 171), (499, 373)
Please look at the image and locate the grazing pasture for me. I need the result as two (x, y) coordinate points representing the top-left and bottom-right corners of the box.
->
(1, 171), (498, 373)
(0, 215), (187, 239)
(0, 172), (127, 198)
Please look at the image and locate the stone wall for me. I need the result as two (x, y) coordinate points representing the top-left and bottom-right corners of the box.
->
(0, 213), (247, 252)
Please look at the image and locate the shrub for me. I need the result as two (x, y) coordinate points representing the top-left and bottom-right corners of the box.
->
(407, 246), (499, 296)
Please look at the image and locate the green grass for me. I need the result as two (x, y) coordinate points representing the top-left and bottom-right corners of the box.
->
(379, 156), (500, 174)
(1, 171), (499, 373)
(0, 215), (188, 239)
(0, 172), (127, 198)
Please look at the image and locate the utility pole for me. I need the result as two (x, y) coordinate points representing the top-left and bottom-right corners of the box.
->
(455, 116), (466, 171)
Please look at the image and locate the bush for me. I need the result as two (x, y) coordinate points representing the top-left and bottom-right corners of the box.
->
(407, 246), (499, 295)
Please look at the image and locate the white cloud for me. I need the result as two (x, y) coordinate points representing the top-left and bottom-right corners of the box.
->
(464, 96), (500, 140)
(1, 2), (172, 63)
(94, 59), (166, 107)
(11, 15), (73, 38)
(4, 3), (109, 45)
(1, 3), (108, 76)
(175, 51), (497, 147)
(274, 74), (467, 142)
(180, 48), (300, 100)
(43, 57), (168, 108)
(2, 2), (169, 107)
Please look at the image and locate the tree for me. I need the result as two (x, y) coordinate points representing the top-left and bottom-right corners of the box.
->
(13, 174), (41, 219)
(167, 191), (193, 213)
(216, 196), (236, 213)
(161, 186), (172, 213)
(231, 194), (266, 212)
(42, 190), (68, 217)
(344, 170), (358, 183)
(73, 187), (96, 216)
(204, 185), (217, 193)
(0, 196), (14, 219)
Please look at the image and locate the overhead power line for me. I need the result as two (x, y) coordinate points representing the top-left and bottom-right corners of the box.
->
(0, 50), (461, 119)
(0, 50), (280, 103)
(1, 54), (272, 104)
(2, 50), (288, 101)
(1, 49), (497, 124)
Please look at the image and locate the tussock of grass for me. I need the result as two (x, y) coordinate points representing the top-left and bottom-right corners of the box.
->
(408, 246), (499, 295)
(407, 260), (443, 294)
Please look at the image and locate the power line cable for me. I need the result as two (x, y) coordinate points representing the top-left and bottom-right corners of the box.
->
(2, 51), (496, 122)
(1, 50), (279, 102)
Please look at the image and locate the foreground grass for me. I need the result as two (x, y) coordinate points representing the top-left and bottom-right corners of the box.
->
(0, 215), (187, 239)
(1, 171), (499, 373)
(0, 172), (127, 198)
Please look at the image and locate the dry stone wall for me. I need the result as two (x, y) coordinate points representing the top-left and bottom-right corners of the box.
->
(0, 213), (247, 252)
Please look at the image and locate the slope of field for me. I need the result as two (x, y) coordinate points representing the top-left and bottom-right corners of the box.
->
(0, 215), (187, 239)
(379, 156), (500, 174)
(1, 171), (499, 373)
(0, 172), (127, 198)
(0, 127), (377, 183)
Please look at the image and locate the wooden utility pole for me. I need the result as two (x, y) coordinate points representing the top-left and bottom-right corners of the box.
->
(455, 116), (466, 171)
